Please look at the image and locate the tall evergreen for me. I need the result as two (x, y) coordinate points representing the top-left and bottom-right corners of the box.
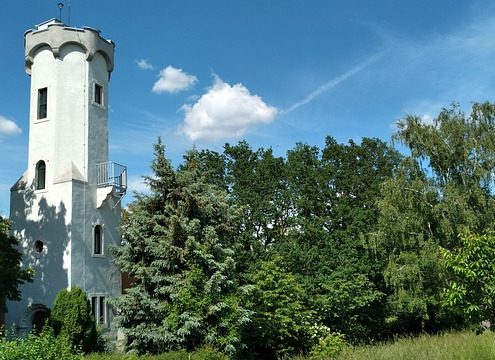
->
(112, 140), (250, 355)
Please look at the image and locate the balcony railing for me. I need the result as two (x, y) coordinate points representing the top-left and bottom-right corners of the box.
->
(96, 161), (127, 195)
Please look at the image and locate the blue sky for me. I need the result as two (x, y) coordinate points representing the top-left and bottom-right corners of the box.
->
(1, 0), (495, 215)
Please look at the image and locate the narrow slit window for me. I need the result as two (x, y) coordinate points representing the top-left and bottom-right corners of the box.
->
(94, 225), (102, 255)
(99, 296), (105, 324)
(90, 295), (106, 325)
(91, 297), (97, 318)
(38, 88), (47, 119)
(35, 160), (46, 190)
(94, 83), (103, 105)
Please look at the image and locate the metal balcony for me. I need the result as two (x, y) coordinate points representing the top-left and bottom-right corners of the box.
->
(96, 161), (127, 195)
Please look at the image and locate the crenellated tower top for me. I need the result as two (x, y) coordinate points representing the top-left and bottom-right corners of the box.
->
(24, 19), (114, 75)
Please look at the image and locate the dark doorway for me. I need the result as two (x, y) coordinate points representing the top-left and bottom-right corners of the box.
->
(32, 309), (49, 333)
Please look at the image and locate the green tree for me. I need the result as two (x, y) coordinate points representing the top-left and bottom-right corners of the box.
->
(374, 160), (443, 333)
(0, 217), (33, 315)
(277, 138), (399, 342)
(112, 140), (250, 356)
(224, 141), (289, 252)
(241, 256), (313, 359)
(441, 232), (495, 328)
(394, 102), (495, 244)
(50, 287), (97, 353)
(190, 149), (228, 190)
(375, 102), (495, 334)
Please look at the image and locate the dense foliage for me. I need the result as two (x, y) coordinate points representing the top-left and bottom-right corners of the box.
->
(112, 141), (250, 355)
(50, 287), (98, 353)
(113, 102), (495, 359)
(0, 327), (81, 360)
(442, 232), (495, 328)
(0, 216), (33, 314)
(84, 347), (228, 360)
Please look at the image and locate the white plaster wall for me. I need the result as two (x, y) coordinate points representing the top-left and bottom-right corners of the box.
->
(8, 181), (73, 331)
(8, 24), (121, 332)
(54, 44), (87, 181)
(87, 52), (109, 186)
(27, 46), (55, 187)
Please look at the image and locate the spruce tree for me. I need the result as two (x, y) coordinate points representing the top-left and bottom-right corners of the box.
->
(112, 140), (250, 355)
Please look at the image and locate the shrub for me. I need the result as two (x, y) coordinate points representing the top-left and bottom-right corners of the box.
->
(83, 346), (228, 360)
(242, 257), (313, 358)
(310, 331), (347, 359)
(0, 327), (82, 360)
(50, 287), (98, 353)
(189, 346), (229, 360)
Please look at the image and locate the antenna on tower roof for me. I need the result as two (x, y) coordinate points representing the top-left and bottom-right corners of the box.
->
(57, 2), (64, 22)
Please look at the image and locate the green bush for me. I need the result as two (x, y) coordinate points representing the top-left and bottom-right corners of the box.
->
(189, 346), (229, 360)
(310, 331), (347, 359)
(0, 327), (82, 360)
(242, 257), (313, 358)
(84, 346), (228, 360)
(50, 287), (98, 353)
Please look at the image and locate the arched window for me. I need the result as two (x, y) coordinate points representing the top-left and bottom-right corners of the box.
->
(94, 225), (103, 255)
(35, 160), (46, 190)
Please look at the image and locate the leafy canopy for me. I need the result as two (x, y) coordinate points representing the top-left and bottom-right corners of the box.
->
(0, 216), (33, 313)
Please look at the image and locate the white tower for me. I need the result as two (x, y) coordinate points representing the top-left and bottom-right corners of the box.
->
(8, 19), (126, 333)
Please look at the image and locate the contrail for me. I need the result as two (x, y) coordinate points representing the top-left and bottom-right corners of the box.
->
(282, 52), (384, 115)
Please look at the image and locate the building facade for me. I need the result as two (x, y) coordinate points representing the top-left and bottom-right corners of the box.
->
(7, 19), (126, 334)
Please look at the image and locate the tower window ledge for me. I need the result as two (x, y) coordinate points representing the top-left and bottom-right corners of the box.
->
(92, 101), (105, 110)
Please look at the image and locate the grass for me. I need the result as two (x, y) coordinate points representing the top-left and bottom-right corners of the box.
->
(84, 347), (227, 360)
(83, 331), (495, 360)
(307, 330), (495, 360)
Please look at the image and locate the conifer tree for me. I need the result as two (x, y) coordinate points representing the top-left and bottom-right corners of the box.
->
(112, 140), (250, 355)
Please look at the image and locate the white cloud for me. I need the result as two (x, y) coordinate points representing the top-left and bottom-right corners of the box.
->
(152, 66), (198, 94)
(179, 75), (278, 142)
(127, 175), (149, 194)
(0, 116), (22, 137)
(136, 59), (153, 70)
(419, 113), (435, 125)
(396, 100), (445, 129)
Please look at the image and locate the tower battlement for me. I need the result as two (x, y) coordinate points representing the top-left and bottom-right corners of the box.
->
(24, 18), (114, 75)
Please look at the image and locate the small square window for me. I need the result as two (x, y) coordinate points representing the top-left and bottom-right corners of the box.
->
(94, 83), (103, 105)
(38, 88), (47, 119)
